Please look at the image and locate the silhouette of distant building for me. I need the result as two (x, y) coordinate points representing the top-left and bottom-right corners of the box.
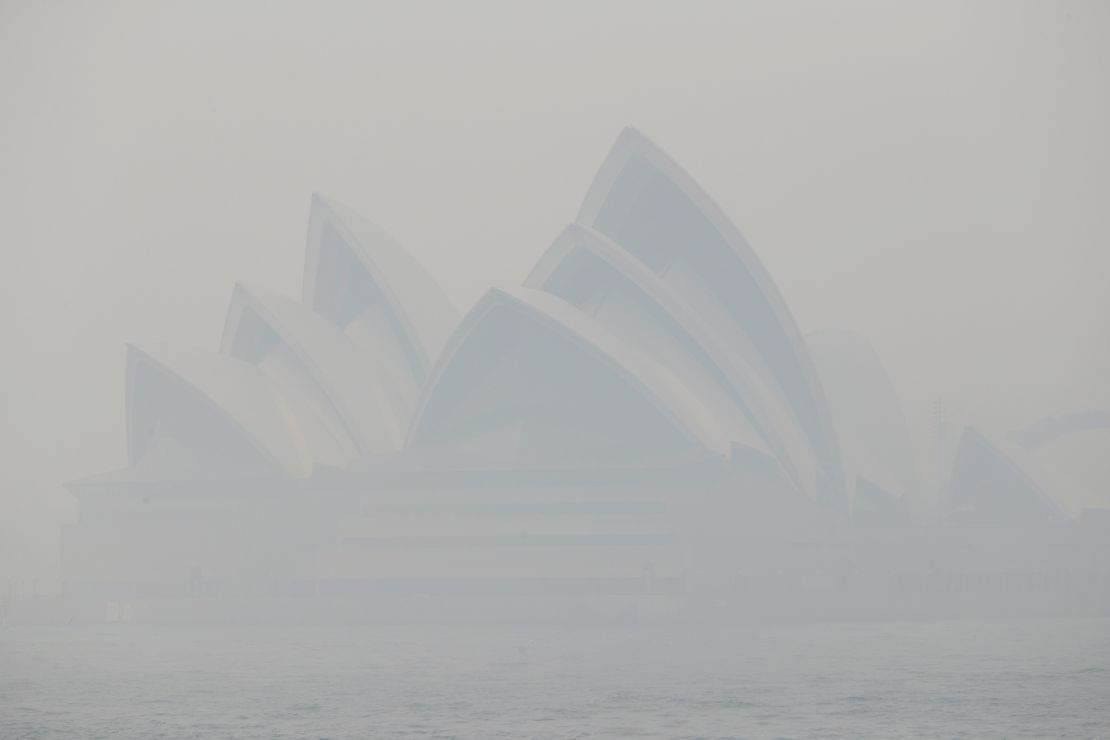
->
(63, 129), (1109, 623)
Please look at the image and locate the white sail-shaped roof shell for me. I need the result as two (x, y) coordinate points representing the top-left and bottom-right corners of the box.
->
(220, 284), (403, 459)
(301, 195), (458, 436)
(808, 329), (918, 508)
(579, 128), (845, 505)
(406, 286), (730, 468)
(526, 223), (811, 493)
(125, 342), (312, 478)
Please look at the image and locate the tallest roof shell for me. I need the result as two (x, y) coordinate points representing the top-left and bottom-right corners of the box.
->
(577, 127), (846, 504)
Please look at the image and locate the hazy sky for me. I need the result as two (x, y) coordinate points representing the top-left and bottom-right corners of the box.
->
(2, 0), (1108, 578)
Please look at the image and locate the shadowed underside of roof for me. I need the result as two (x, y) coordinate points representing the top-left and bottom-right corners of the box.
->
(220, 284), (407, 459)
(125, 342), (312, 478)
(406, 286), (729, 469)
(527, 223), (813, 495)
(302, 194), (458, 384)
(577, 127), (845, 506)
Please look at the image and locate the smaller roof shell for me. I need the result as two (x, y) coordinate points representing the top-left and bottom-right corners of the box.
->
(125, 342), (312, 477)
(302, 194), (458, 376)
(220, 284), (406, 454)
(407, 286), (730, 461)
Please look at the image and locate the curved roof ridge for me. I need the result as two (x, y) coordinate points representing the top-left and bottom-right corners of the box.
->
(577, 126), (845, 505)
(406, 285), (730, 456)
(220, 284), (404, 454)
(302, 193), (458, 370)
(125, 341), (312, 477)
(526, 223), (814, 495)
(579, 128), (793, 313)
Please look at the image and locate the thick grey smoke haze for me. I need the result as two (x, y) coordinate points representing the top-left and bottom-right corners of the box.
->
(2, 0), (1108, 584)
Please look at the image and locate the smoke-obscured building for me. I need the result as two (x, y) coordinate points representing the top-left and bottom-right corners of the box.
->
(62, 129), (1110, 623)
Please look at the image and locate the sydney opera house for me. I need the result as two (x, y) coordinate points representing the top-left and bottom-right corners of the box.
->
(63, 129), (1110, 622)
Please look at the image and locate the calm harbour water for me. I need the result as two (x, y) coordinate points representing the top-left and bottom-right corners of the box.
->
(2, 620), (1108, 738)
